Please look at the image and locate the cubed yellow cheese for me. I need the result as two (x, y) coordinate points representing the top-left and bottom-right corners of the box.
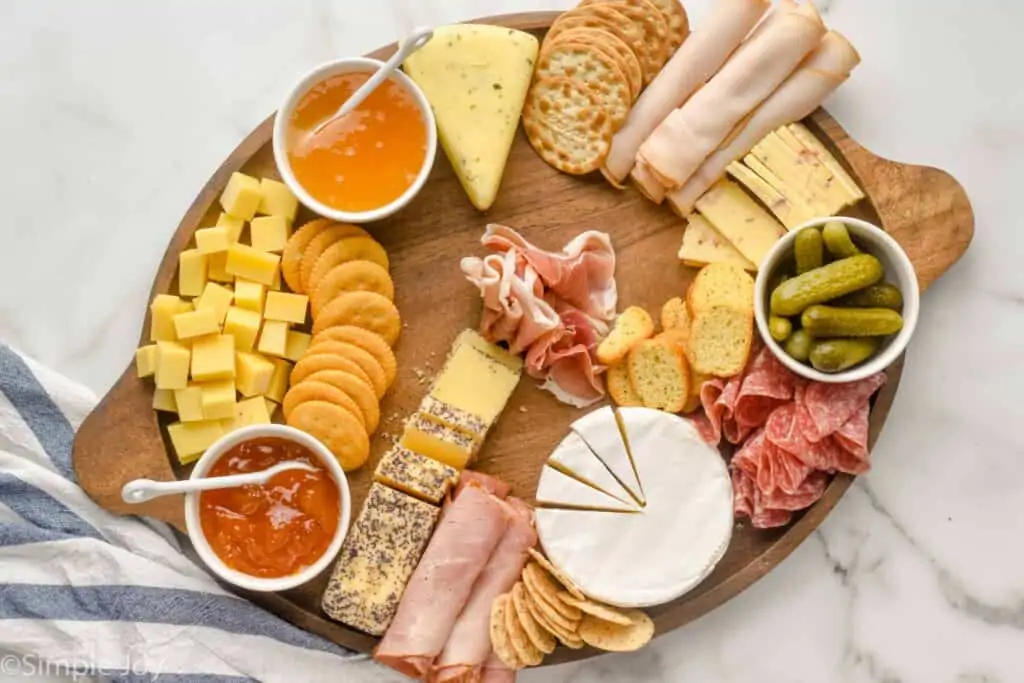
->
(257, 320), (289, 357)
(270, 266), (283, 291)
(195, 282), (234, 325)
(265, 358), (291, 403)
(173, 385), (205, 422)
(167, 420), (225, 465)
(694, 178), (785, 270)
(149, 294), (184, 342)
(223, 306), (262, 351)
(226, 396), (273, 430)
(234, 279), (266, 314)
(678, 213), (756, 272)
(190, 334), (236, 382)
(249, 215), (291, 253)
(219, 172), (262, 220)
(207, 253), (232, 282)
(263, 397), (278, 419)
(135, 344), (158, 378)
(430, 341), (521, 431)
(374, 446), (459, 505)
(200, 379), (236, 420)
(194, 226), (231, 254)
(264, 292), (308, 324)
(155, 341), (191, 390)
(321, 484), (440, 635)
(403, 24), (539, 211)
(178, 249), (208, 298)
(258, 178), (298, 221)
(216, 212), (246, 243)
(225, 244), (280, 286)
(400, 414), (481, 470)
(173, 308), (220, 340)
(152, 388), (178, 413)
(236, 351), (275, 397)
(284, 330), (311, 362)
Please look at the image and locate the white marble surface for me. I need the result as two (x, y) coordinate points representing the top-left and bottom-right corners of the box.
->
(1, 0), (1022, 681)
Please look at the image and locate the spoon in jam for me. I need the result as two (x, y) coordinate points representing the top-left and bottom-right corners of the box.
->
(120, 461), (318, 504)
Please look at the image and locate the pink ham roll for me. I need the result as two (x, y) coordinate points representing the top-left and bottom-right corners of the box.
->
(480, 651), (516, 683)
(375, 485), (509, 679)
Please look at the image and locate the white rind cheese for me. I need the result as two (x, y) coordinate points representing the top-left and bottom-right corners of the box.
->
(547, 431), (635, 505)
(571, 406), (644, 505)
(535, 465), (637, 513)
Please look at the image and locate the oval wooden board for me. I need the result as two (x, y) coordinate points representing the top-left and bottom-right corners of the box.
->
(72, 11), (973, 665)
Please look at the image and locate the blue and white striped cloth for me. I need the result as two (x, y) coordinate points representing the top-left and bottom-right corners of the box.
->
(0, 344), (406, 683)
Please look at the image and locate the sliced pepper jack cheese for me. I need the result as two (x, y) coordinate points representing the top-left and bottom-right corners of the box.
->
(404, 24), (539, 211)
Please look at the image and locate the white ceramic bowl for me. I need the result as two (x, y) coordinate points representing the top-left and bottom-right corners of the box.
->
(272, 57), (438, 224)
(184, 424), (351, 592)
(754, 216), (920, 383)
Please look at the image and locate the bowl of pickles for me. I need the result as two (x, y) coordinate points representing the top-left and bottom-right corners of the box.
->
(754, 216), (920, 383)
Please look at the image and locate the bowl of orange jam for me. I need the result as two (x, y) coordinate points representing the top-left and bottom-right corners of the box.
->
(273, 57), (437, 223)
(184, 424), (351, 592)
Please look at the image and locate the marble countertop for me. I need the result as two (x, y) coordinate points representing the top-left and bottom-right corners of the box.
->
(2, 0), (1021, 681)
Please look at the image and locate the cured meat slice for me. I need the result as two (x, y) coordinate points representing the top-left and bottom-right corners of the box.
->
(456, 471), (512, 500)
(733, 347), (797, 429)
(801, 372), (886, 442)
(525, 305), (605, 408)
(481, 651), (516, 683)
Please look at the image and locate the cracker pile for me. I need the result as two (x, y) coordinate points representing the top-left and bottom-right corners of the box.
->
(523, 0), (687, 175)
(491, 549), (654, 669)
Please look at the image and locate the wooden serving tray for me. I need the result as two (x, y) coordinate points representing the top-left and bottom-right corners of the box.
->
(72, 12), (973, 663)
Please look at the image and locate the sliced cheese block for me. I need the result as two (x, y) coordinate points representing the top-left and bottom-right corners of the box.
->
(750, 132), (846, 216)
(743, 153), (829, 218)
(678, 213), (756, 272)
(404, 24), (539, 211)
(784, 123), (865, 206)
(548, 431), (635, 506)
(571, 406), (644, 506)
(535, 466), (637, 513)
(537, 409), (733, 607)
(694, 178), (785, 269)
(726, 161), (816, 230)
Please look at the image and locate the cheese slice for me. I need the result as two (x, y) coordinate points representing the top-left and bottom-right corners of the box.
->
(571, 406), (644, 506)
(430, 338), (521, 430)
(678, 213), (756, 272)
(548, 431), (635, 506)
(400, 413), (481, 470)
(403, 24), (539, 211)
(694, 178), (785, 269)
(536, 466), (637, 513)
(784, 123), (865, 205)
(536, 409), (733, 608)
(742, 153), (829, 218)
(726, 161), (816, 230)
(374, 445), (459, 505)
(750, 131), (850, 217)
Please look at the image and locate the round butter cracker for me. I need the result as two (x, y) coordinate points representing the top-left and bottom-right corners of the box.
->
(281, 380), (366, 431)
(290, 352), (372, 390)
(307, 236), (390, 296)
(287, 400), (369, 472)
(311, 260), (395, 318)
(312, 291), (401, 346)
(311, 325), (397, 388)
(302, 370), (380, 434)
(304, 340), (388, 399)
(282, 218), (332, 293)
(299, 224), (369, 292)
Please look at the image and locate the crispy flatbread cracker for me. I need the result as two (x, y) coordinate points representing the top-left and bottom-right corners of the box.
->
(578, 609), (655, 652)
(527, 548), (586, 600)
(490, 594), (522, 670)
(557, 592), (633, 626)
(523, 563), (582, 625)
(535, 41), (631, 127)
(522, 587), (584, 649)
(512, 582), (556, 655)
(523, 76), (611, 175)
(505, 586), (543, 666)
(546, 27), (641, 102)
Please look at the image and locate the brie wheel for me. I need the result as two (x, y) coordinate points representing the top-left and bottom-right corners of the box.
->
(571, 406), (645, 505)
(535, 466), (637, 513)
(547, 431), (635, 505)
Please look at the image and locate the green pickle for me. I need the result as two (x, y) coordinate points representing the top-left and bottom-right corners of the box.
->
(822, 221), (861, 258)
(809, 338), (880, 373)
(770, 254), (883, 316)
(783, 329), (814, 362)
(835, 283), (903, 310)
(768, 315), (792, 342)
(801, 305), (904, 337)
(793, 228), (824, 274)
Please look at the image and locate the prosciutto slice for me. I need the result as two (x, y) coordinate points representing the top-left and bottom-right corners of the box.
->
(375, 486), (509, 679)
(525, 305), (605, 408)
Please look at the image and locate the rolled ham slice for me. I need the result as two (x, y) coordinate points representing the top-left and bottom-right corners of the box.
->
(636, 2), (825, 190)
(602, 0), (770, 185)
(666, 31), (861, 215)
(375, 485), (509, 679)
(481, 651), (516, 683)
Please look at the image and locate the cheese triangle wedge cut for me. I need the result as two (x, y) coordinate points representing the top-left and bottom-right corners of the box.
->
(547, 431), (636, 506)
(678, 213), (757, 272)
(535, 466), (638, 513)
(571, 406), (644, 506)
(403, 24), (539, 211)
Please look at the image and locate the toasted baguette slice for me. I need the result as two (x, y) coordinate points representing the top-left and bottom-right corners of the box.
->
(596, 306), (654, 365)
(660, 297), (690, 331)
(686, 264), (755, 319)
(627, 340), (690, 412)
(606, 362), (642, 407)
(656, 328), (688, 357)
(688, 305), (753, 378)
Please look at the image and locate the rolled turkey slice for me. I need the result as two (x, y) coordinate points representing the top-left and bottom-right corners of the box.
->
(666, 31), (861, 215)
(374, 485), (509, 679)
(637, 1), (825, 189)
(602, 0), (770, 184)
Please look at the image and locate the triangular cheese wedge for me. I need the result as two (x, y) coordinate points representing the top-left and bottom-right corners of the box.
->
(693, 178), (785, 269)
(571, 406), (644, 505)
(548, 432), (636, 506)
(403, 24), (539, 211)
(535, 466), (637, 513)
(678, 213), (757, 272)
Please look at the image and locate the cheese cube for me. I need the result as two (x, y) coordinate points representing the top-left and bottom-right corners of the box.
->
(190, 334), (236, 382)
(195, 282), (234, 325)
(225, 244), (280, 286)
(136, 344), (158, 378)
(173, 385), (205, 422)
(200, 379), (236, 420)
(321, 484), (439, 635)
(284, 330), (311, 362)
(236, 351), (275, 397)
(167, 420), (225, 464)
(155, 341), (191, 390)
(207, 253), (232, 282)
(153, 389), (178, 413)
(263, 397), (278, 418)
(400, 414), (481, 470)
(234, 279), (266, 314)
(216, 212), (246, 243)
(264, 292), (308, 324)
(374, 446), (459, 504)
(265, 358), (291, 403)
(178, 249), (208, 298)
(270, 266), (283, 291)
(149, 294), (184, 342)
(173, 308), (220, 340)
(219, 172), (262, 220)
(258, 178), (298, 221)
(223, 306), (262, 351)
(195, 226), (231, 254)
(257, 320), (289, 357)
(250, 215), (291, 253)
(227, 396), (273, 430)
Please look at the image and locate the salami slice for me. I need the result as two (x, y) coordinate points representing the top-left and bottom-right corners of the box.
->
(801, 372), (886, 443)
(733, 347), (797, 430)
(833, 402), (870, 461)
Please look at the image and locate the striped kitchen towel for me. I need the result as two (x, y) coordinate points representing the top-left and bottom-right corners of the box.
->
(0, 344), (407, 683)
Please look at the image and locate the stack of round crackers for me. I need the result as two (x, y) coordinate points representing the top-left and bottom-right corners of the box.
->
(491, 548), (655, 669)
(523, 0), (689, 175)
(279, 219), (401, 472)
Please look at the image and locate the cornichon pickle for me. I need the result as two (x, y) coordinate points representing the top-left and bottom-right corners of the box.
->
(768, 269), (792, 293)
(834, 283), (904, 310)
(784, 329), (814, 362)
(801, 305), (904, 337)
(809, 338), (880, 373)
(770, 254), (883, 316)
(822, 221), (861, 258)
(768, 315), (792, 342)
(794, 228), (824, 274)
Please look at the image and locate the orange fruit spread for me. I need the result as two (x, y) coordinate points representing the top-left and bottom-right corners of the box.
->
(286, 72), (428, 213)
(199, 436), (341, 578)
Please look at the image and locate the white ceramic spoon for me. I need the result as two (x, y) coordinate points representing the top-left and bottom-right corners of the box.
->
(308, 25), (435, 137)
(120, 461), (318, 504)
